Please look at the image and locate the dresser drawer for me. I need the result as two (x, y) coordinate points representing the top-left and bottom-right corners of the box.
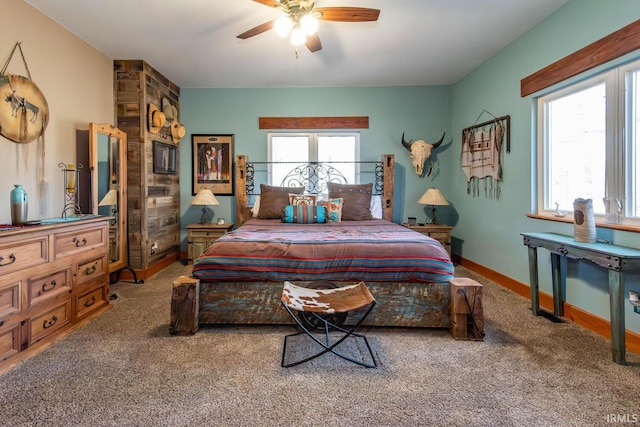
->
(0, 320), (21, 363)
(54, 226), (106, 259)
(28, 268), (72, 307)
(428, 231), (450, 241)
(0, 280), (21, 319)
(0, 236), (48, 276)
(75, 283), (108, 320)
(76, 255), (107, 286)
(189, 229), (227, 239)
(30, 300), (71, 344)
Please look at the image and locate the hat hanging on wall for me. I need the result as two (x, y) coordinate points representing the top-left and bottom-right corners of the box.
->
(171, 120), (186, 144)
(147, 103), (166, 134)
(162, 98), (178, 123)
(162, 97), (186, 144)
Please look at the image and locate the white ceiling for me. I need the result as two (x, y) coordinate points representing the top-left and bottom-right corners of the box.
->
(25, 0), (570, 89)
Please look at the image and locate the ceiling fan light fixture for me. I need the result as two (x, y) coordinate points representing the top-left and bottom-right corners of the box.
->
(290, 26), (306, 46)
(275, 16), (294, 37)
(300, 14), (318, 35)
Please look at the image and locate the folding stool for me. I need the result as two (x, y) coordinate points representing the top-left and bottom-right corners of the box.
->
(280, 280), (377, 368)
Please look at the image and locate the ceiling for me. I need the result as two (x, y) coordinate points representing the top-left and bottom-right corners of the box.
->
(25, 0), (570, 89)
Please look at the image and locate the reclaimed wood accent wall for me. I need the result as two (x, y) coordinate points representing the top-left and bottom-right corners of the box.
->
(114, 60), (181, 271)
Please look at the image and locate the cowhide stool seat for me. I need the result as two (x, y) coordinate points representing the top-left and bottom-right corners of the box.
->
(280, 280), (377, 368)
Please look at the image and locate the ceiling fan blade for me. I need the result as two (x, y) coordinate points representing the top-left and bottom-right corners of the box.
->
(305, 33), (322, 53)
(315, 7), (380, 22)
(251, 0), (281, 8)
(237, 19), (276, 39)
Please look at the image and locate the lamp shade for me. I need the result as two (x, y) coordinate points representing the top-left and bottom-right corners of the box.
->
(191, 188), (220, 206)
(98, 189), (118, 206)
(418, 188), (449, 206)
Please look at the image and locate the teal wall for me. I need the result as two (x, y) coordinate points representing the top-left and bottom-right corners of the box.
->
(179, 0), (640, 334)
(450, 0), (640, 334)
(179, 86), (452, 226)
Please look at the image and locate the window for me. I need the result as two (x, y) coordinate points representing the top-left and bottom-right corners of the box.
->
(537, 58), (640, 226)
(268, 132), (360, 193)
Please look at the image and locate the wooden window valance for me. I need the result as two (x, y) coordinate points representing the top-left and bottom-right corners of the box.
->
(258, 116), (369, 129)
(521, 19), (640, 97)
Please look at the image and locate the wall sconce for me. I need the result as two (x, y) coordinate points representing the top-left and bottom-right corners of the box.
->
(191, 188), (220, 224)
(418, 187), (449, 224)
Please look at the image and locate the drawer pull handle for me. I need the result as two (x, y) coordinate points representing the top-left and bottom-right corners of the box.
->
(0, 253), (16, 267)
(43, 316), (58, 329)
(83, 296), (96, 308)
(41, 280), (57, 293)
(84, 263), (98, 275)
(73, 237), (87, 247)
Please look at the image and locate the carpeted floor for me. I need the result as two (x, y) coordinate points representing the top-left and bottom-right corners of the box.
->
(0, 261), (638, 427)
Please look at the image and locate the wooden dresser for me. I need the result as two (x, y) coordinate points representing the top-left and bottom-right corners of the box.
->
(0, 216), (111, 374)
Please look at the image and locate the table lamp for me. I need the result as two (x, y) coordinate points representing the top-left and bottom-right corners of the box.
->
(418, 187), (449, 224)
(99, 188), (118, 224)
(191, 188), (219, 224)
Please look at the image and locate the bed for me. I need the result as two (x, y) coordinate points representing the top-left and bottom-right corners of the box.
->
(188, 154), (456, 328)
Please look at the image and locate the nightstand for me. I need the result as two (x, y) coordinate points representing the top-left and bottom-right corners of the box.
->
(187, 223), (234, 264)
(402, 223), (453, 256)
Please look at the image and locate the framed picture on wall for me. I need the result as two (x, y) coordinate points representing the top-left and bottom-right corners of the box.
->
(192, 134), (234, 195)
(153, 141), (177, 175)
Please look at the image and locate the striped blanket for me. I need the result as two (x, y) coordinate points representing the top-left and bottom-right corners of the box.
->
(192, 219), (454, 283)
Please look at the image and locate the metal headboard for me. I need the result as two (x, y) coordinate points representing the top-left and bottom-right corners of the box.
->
(244, 161), (385, 195)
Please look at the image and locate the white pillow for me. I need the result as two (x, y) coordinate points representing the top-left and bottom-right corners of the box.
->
(370, 195), (383, 219)
(251, 196), (261, 217)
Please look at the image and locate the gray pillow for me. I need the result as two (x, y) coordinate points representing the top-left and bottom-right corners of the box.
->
(258, 184), (304, 219)
(328, 182), (373, 221)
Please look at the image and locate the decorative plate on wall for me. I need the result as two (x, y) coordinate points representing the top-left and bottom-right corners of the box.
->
(0, 74), (49, 144)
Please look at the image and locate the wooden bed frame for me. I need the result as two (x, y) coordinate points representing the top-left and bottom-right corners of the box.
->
(184, 154), (456, 329)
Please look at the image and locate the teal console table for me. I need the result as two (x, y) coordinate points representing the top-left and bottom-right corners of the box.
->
(521, 232), (640, 365)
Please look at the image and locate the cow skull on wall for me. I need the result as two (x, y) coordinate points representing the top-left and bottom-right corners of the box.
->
(401, 132), (445, 176)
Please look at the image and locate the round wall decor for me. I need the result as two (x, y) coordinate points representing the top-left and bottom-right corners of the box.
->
(0, 74), (49, 144)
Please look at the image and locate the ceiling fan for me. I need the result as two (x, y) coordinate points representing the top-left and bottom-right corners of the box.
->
(237, 0), (380, 53)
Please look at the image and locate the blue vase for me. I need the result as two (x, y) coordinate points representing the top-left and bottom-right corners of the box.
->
(10, 184), (28, 225)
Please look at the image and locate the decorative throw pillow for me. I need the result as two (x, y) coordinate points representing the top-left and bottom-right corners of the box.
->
(251, 196), (261, 217)
(289, 194), (317, 206)
(317, 197), (343, 222)
(327, 182), (373, 221)
(370, 195), (383, 219)
(258, 184), (304, 219)
(282, 205), (327, 224)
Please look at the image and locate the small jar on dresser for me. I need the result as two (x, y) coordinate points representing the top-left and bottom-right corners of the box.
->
(187, 223), (234, 264)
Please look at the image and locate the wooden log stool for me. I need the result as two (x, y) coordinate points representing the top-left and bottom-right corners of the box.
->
(449, 277), (485, 341)
(170, 276), (200, 335)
